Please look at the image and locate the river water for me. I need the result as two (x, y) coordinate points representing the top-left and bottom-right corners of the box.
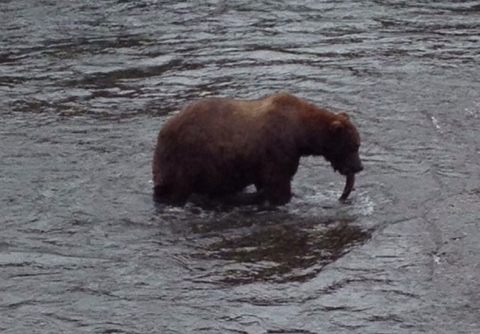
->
(1, 1), (480, 333)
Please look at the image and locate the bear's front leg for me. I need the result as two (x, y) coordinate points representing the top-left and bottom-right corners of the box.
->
(263, 178), (292, 205)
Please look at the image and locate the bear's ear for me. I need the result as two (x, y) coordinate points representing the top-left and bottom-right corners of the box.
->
(337, 112), (350, 120)
(330, 120), (344, 133)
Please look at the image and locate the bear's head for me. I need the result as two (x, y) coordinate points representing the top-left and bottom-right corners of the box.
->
(323, 112), (363, 176)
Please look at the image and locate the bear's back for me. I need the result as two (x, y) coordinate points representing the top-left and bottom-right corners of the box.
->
(158, 93), (304, 147)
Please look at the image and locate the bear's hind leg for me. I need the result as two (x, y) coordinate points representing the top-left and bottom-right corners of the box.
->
(153, 180), (191, 206)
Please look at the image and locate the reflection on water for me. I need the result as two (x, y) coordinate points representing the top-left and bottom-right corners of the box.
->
(204, 220), (371, 284)
(1, 0), (480, 333)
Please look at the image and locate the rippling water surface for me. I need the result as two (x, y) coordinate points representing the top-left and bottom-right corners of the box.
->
(1, 1), (480, 333)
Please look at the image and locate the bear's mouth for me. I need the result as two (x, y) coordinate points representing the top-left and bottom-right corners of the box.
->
(333, 165), (352, 176)
(334, 164), (363, 176)
(334, 164), (363, 201)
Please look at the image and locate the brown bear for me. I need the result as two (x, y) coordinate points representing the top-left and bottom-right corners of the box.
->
(152, 92), (363, 206)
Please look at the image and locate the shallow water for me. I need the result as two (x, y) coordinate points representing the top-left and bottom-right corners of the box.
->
(1, 1), (480, 333)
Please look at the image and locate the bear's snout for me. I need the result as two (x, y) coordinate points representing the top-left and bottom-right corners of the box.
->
(352, 161), (363, 173)
(336, 152), (363, 176)
(351, 164), (363, 174)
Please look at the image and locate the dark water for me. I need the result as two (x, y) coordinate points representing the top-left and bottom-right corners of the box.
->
(2, 1), (480, 333)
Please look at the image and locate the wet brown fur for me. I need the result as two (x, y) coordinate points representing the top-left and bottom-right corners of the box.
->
(152, 92), (362, 206)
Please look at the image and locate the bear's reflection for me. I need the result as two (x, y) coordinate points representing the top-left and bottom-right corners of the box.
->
(191, 212), (371, 284)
